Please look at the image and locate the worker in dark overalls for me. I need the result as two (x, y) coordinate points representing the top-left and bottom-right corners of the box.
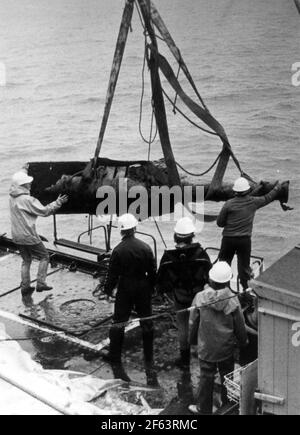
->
(103, 214), (158, 386)
(217, 177), (281, 291)
(156, 217), (212, 371)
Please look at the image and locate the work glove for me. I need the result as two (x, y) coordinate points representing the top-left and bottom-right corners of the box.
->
(57, 194), (69, 206)
(22, 163), (30, 173)
(105, 288), (116, 303)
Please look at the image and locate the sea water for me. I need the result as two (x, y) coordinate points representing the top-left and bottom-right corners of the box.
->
(0, 0), (299, 266)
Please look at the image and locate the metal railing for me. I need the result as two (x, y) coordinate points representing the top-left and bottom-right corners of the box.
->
(110, 224), (158, 265)
(205, 246), (264, 292)
(77, 225), (108, 251)
(52, 215), (158, 263)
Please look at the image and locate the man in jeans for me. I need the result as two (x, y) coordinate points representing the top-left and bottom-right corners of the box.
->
(9, 170), (68, 296)
(217, 177), (281, 290)
(188, 262), (248, 415)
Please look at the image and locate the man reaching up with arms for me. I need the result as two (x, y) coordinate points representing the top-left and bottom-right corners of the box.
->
(10, 169), (68, 296)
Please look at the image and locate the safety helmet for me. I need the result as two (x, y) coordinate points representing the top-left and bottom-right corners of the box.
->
(174, 217), (196, 236)
(12, 171), (33, 186)
(118, 213), (138, 231)
(209, 261), (233, 283)
(233, 177), (250, 193)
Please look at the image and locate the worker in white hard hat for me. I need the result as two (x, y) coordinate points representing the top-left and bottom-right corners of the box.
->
(9, 168), (68, 296)
(103, 213), (158, 386)
(188, 261), (248, 415)
(156, 216), (212, 371)
(217, 176), (281, 290)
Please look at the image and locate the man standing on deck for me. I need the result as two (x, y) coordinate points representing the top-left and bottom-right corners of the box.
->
(217, 177), (281, 291)
(103, 213), (158, 386)
(156, 217), (212, 371)
(188, 262), (248, 415)
(9, 169), (68, 296)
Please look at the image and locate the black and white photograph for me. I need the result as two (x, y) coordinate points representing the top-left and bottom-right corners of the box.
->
(0, 0), (299, 418)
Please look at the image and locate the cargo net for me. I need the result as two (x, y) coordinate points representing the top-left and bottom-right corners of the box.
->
(224, 363), (252, 404)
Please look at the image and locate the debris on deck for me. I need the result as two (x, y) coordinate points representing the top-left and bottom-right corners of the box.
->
(0, 323), (163, 415)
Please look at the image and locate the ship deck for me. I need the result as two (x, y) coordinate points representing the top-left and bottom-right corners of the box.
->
(0, 237), (258, 414)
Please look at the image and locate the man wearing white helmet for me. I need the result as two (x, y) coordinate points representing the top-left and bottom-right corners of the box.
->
(217, 176), (281, 290)
(156, 216), (211, 370)
(103, 213), (158, 386)
(188, 262), (248, 415)
(9, 169), (68, 296)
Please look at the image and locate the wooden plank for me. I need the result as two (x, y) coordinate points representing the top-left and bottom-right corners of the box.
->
(272, 302), (289, 415)
(258, 299), (274, 414)
(240, 360), (258, 415)
(0, 309), (103, 353)
(258, 308), (300, 323)
(258, 301), (300, 415)
(54, 239), (106, 256)
(287, 306), (300, 415)
(254, 392), (285, 405)
(0, 309), (140, 354)
(254, 282), (300, 311)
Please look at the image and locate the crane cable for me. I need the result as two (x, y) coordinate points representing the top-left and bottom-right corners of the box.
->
(138, 35), (158, 148)
(135, 3), (254, 182)
(103, 287), (256, 330)
(176, 153), (222, 178)
(135, 9), (169, 251)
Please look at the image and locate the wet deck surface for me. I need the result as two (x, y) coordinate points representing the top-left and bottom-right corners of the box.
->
(0, 247), (238, 414)
(0, 253), (42, 296)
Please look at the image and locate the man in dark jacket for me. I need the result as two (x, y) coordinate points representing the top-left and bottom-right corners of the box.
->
(103, 213), (158, 385)
(156, 217), (212, 370)
(217, 177), (281, 290)
(188, 261), (248, 415)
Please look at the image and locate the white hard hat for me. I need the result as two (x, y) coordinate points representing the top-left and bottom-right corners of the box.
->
(174, 217), (196, 236)
(118, 213), (138, 231)
(12, 171), (33, 186)
(233, 177), (250, 193)
(209, 261), (233, 283)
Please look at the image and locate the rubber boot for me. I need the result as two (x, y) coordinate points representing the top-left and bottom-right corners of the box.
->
(36, 284), (53, 292)
(145, 361), (160, 388)
(177, 370), (194, 402)
(111, 363), (131, 383)
(21, 286), (35, 297)
(108, 326), (131, 382)
(142, 323), (159, 387)
(175, 349), (190, 370)
(108, 326), (124, 362)
(142, 323), (154, 363)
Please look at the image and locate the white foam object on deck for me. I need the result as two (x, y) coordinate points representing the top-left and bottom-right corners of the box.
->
(0, 323), (155, 415)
